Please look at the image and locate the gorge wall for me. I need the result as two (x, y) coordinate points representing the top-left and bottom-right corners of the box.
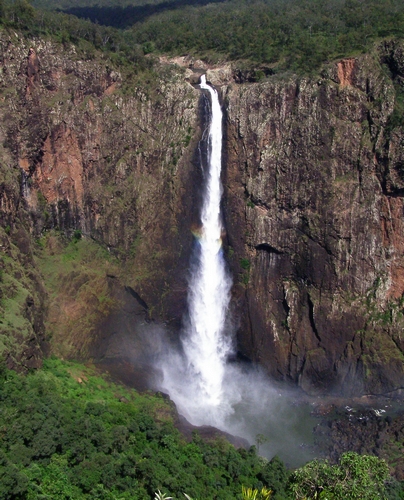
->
(222, 40), (404, 397)
(0, 28), (403, 397)
(0, 30), (201, 371)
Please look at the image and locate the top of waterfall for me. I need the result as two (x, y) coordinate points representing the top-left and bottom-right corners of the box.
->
(200, 74), (216, 93)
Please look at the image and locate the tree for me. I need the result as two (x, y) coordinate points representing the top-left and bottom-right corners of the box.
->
(259, 456), (290, 499)
(11, 0), (35, 29)
(255, 434), (269, 455)
(288, 451), (390, 499)
(0, 451), (29, 499)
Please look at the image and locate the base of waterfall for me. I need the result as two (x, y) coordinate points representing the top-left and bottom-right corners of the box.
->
(92, 339), (402, 472)
(157, 345), (319, 467)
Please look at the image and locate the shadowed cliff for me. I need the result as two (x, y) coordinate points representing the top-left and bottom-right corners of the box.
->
(222, 40), (404, 397)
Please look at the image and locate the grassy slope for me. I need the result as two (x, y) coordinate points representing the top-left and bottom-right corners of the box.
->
(35, 233), (120, 359)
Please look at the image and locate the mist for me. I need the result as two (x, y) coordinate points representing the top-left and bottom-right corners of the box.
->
(153, 334), (317, 467)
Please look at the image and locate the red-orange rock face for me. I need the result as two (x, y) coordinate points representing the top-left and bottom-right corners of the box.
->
(33, 125), (84, 209)
(337, 58), (356, 87)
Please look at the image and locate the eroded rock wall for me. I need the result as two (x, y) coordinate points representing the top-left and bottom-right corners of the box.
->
(0, 30), (201, 365)
(1, 28), (403, 396)
(224, 40), (404, 397)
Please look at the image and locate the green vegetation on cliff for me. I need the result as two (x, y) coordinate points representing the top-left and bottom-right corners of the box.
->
(35, 232), (119, 359)
(0, 222), (46, 371)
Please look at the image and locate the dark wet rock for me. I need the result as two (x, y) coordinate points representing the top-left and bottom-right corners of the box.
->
(313, 406), (404, 480)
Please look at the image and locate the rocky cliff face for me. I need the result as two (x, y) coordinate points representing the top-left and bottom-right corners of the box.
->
(223, 40), (404, 397)
(0, 30), (201, 368)
(0, 28), (403, 397)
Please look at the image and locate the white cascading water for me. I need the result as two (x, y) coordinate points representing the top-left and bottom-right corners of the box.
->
(161, 75), (233, 427)
(158, 77), (322, 466)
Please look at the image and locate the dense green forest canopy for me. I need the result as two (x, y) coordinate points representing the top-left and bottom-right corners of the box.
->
(127, 0), (404, 70)
(2, 0), (404, 74)
(0, 358), (291, 499)
(0, 359), (401, 499)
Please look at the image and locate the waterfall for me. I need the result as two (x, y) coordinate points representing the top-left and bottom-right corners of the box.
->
(157, 77), (321, 465)
(183, 75), (233, 409)
(161, 75), (233, 426)
(156, 76), (325, 466)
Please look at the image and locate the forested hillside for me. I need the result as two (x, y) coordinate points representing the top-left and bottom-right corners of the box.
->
(129, 0), (404, 72)
(0, 359), (280, 499)
(4, 0), (404, 73)
(0, 359), (398, 499)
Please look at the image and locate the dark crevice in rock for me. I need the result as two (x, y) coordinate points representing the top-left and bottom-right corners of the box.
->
(124, 286), (149, 313)
(375, 150), (404, 197)
(251, 197), (271, 212)
(282, 295), (290, 333)
(308, 293), (321, 344)
(297, 227), (334, 256)
(383, 187), (404, 198)
(365, 111), (374, 139)
(255, 243), (283, 254)
(233, 67), (274, 84)
(282, 296), (290, 318)
(380, 41), (404, 80)
(391, 333), (404, 355)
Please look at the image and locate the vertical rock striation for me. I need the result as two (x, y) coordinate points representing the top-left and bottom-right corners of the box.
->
(224, 41), (404, 396)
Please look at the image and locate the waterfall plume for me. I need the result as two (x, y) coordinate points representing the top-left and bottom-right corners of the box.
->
(160, 75), (233, 426)
(155, 75), (321, 467)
